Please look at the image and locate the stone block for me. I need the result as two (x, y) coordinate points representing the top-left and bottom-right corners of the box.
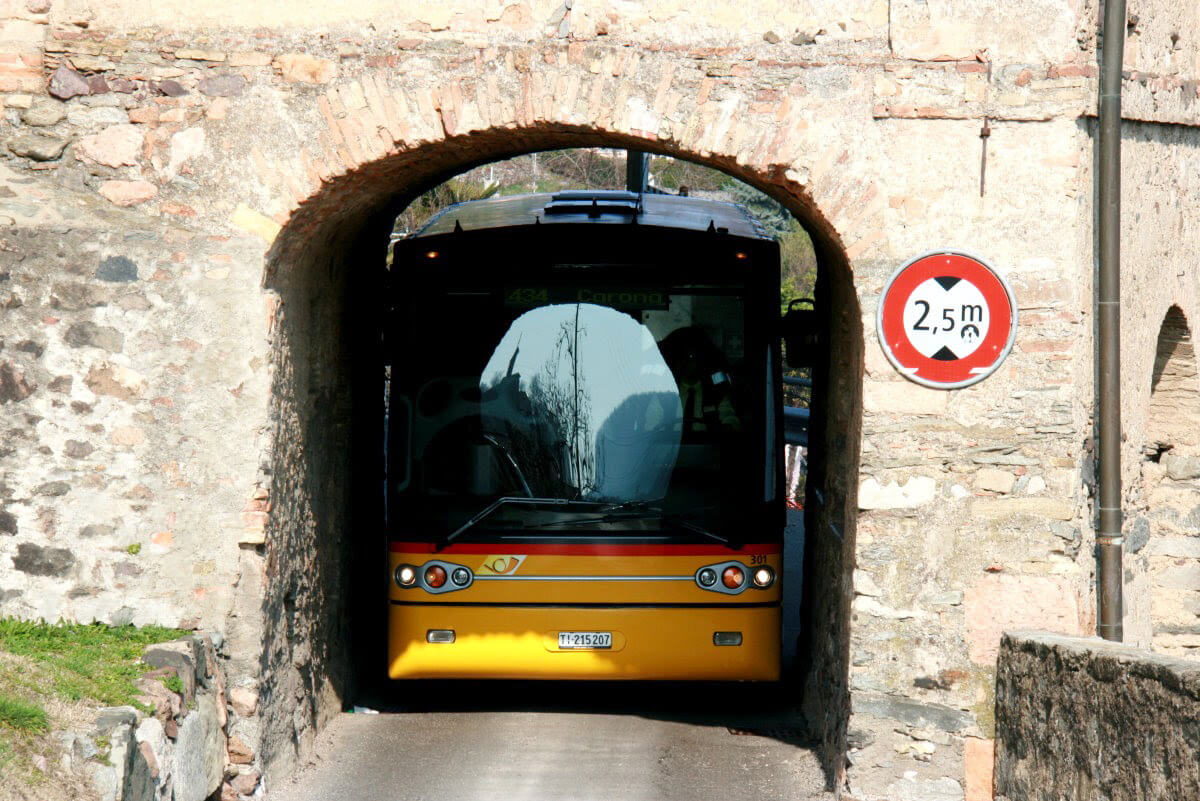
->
(853, 595), (923, 619)
(48, 64), (90, 99)
(1152, 562), (1200, 591)
(0, 360), (35, 402)
(276, 53), (336, 84)
(964, 737), (994, 801)
(90, 719), (135, 801)
(230, 203), (281, 244)
(1164, 453), (1200, 481)
(66, 104), (130, 129)
(6, 132), (66, 161)
(65, 321), (124, 352)
(86, 362), (146, 399)
(859, 476), (937, 509)
(884, 776), (964, 801)
(175, 49), (226, 62)
(198, 75), (245, 97)
(11, 542), (75, 577)
(143, 641), (196, 704)
(853, 569), (882, 597)
(172, 692), (224, 801)
(95, 706), (139, 731)
(96, 255), (138, 283)
(1148, 537), (1200, 558)
(968, 496), (1074, 521)
(995, 633), (1200, 801)
(228, 52), (272, 67)
(965, 575), (1087, 665)
(854, 694), (973, 732)
(76, 123), (143, 167)
(863, 380), (949, 415)
(227, 734), (254, 764)
(229, 686), (258, 717)
(232, 770), (260, 795)
(99, 180), (158, 207)
(974, 468), (1015, 494)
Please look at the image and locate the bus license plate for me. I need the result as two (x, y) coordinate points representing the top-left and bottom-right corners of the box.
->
(557, 631), (612, 650)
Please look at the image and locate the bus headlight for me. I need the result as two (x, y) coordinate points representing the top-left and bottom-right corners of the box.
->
(752, 566), (775, 588)
(451, 567), (471, 586)
(395, 564), (417, 587)
(697, 568), (718, 587)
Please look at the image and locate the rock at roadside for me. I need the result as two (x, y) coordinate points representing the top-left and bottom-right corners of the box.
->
(172, 692), (224, 801)
(7, 133), (67, 161)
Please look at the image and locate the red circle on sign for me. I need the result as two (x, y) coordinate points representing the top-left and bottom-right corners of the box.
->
(878, 251), (1016, 388)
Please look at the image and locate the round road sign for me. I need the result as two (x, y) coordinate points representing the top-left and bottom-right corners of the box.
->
(877, 250), (1017, 389)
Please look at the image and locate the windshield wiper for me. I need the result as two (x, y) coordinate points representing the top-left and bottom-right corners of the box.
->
(437, 496), (598, 550)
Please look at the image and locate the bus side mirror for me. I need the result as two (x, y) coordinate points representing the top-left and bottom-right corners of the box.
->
(782, 298), (820, 368)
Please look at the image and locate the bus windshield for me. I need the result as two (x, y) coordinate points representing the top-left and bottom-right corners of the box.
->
(390, 283), (771, 540)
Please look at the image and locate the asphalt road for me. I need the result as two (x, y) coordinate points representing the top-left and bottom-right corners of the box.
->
(273, 681), (834, 801)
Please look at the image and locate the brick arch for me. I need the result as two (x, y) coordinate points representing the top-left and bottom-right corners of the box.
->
(1133, 305), (1200, 657)
(1147, 305), (1199, 453)
(254, 62), (865, 790)
(260, 57), (885, 277)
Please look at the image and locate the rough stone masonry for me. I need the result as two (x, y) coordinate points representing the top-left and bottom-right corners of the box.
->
(994, 631), (1200, 801)
(0, 1), (1198, 799)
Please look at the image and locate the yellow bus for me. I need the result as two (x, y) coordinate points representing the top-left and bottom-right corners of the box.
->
(386, 190), (789, 681)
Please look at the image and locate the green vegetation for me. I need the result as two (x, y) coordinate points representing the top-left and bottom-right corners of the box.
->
(0, 618), (188, 791)
(126, 543), (141, 556)
(0, 619), (188, 794)
(0, 619), (187, 710)
(161, 673), (184, 695)
(393, 176), (501, 236)
(0, 695), (47, 734)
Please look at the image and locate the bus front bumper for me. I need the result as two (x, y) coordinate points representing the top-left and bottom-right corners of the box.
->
(388, 604), (780, 681)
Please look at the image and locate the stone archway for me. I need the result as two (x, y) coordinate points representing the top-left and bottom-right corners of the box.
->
(1136, 306), (1200, 656)
(253, 60), (869, 787)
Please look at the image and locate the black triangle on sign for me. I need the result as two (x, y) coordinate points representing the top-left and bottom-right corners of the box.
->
(934, 276), (961, 291)
(931, 346), (958, 361)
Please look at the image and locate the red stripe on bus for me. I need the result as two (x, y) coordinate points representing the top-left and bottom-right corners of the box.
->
(387, 541), (781, 556)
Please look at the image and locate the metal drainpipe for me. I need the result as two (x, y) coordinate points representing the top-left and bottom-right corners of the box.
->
(1097, 0), (1126, 642)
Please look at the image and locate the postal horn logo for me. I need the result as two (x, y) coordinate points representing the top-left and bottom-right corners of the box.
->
(477, 555), (526, 575)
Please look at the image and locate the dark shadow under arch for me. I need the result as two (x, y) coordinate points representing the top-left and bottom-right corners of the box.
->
(258, 127), (864, 791)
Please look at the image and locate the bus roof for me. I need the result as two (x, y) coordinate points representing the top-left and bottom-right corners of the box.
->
(408, 190), (772, 241)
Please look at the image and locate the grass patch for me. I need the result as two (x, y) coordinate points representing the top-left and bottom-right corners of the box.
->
(0, 694), (47, 734)
(0, 619), (187, 711)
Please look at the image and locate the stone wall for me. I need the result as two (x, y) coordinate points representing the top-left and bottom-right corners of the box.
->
(1117, 119), (1200, 660)
(69, 633), (263, 801)
(994, 631), (1200, 801)
(0, 1), (1197, 798)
